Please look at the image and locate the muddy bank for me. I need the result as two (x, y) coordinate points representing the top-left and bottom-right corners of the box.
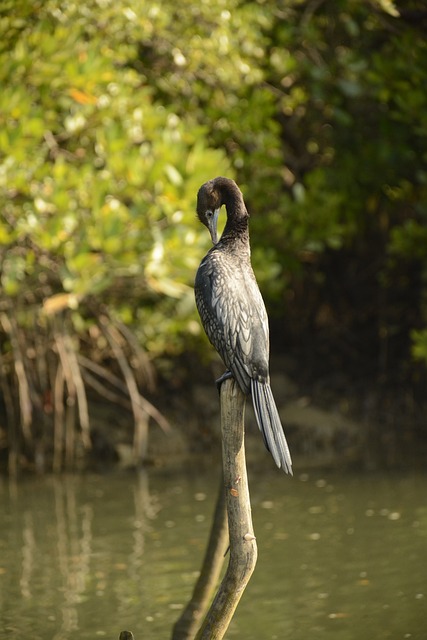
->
(1, 353), (424, 475)
(106, 354), (425, 473)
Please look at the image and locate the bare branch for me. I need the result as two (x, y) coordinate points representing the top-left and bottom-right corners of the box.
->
(54, 328), (91, 450)
(0, 312), (33, 442)
(78, 354), (170, 433)
(195, 378), (258, 639)
(53, 362), (65, 473)
(99, 316), (149, 461)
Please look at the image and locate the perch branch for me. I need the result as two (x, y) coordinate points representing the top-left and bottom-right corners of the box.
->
(195, 377), (258, 639)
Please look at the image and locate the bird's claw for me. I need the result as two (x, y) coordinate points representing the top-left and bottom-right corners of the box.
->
(215, 370), (234, 394)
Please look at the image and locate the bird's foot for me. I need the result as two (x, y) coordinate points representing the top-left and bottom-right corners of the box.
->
(215, 370), (234, 394)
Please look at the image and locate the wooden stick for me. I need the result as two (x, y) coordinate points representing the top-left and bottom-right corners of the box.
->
(195, 377), (258, 640)
(171, 473), (228, 640)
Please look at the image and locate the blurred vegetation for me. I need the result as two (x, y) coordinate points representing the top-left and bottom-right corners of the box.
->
(1, 0), (426, 472)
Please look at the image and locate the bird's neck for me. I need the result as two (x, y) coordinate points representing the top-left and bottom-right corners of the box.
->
(220, 200), (250, 249)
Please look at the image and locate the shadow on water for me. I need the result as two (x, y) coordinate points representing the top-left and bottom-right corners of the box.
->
(0, 465), (426, 639)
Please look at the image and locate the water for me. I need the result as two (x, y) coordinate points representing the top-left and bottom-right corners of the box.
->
(0, 466), (426, 639)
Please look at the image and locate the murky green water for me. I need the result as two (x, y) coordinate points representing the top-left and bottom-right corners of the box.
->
(0, 466), (426, 639)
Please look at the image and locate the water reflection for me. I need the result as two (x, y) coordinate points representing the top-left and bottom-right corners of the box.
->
(0, 472), (162, 639)
(52, 478), (92, 638)
(0, 468), (426, 639)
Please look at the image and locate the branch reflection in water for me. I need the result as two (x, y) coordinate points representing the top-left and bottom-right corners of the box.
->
(53, 477), (92, 637)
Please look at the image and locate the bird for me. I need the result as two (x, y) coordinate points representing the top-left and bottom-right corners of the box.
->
(194, 176), (292, 473)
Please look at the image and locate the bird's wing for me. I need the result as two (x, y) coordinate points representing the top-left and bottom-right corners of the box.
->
(195, 252), (269, 391)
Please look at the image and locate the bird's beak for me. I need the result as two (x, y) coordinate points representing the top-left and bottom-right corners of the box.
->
(208, 208), (220, 245)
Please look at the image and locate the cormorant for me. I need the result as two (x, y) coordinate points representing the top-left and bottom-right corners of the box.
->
(194, 177), (292, 473)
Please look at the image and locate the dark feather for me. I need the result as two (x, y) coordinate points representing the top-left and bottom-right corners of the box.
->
(195, 177), (293, 473)
(251, 379), (293, 473)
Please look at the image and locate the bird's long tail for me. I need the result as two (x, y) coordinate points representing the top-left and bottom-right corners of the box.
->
(250, 379), (293, 474)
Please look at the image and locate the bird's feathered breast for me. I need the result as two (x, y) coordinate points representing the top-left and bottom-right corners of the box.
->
(195, 245), (270, 394)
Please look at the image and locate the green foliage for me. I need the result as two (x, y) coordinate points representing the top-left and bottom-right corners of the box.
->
(253, 1), (427, 367)
(1, 0), (427, 470)
(3, 0), (424, 357)
(0, 0), (232, 344)
(411, 329), (427, 363)
(0, 0), (234, 470)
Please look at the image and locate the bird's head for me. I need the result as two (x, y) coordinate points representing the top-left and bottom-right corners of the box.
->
(196, 177), (245, 245)
(196, 179), (223, 245)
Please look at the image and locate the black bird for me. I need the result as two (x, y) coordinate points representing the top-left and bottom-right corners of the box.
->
(194, 177), (292, 473)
